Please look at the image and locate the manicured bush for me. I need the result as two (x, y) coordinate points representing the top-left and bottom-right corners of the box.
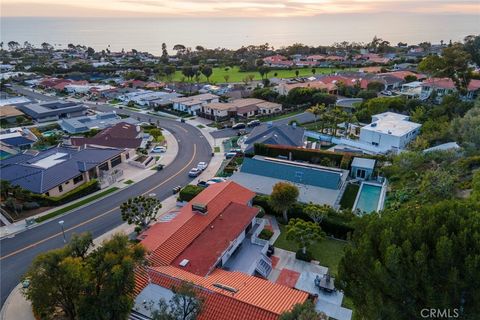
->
(295, 249), (313, 262)
(178, 185), (204, 202)
(258, 228), (274, 240)
(254, 205), (265, 218)
(32, 180), (100, 206)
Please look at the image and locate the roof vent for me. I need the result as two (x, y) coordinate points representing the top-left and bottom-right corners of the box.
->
(213, 283), (238, 293)
(179, 259), (189, 267)
(192, 203), (208, 215)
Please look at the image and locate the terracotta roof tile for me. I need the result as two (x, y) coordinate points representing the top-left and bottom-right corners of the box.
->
(149, 266), (309, 315)
(141, 182), (256, 266)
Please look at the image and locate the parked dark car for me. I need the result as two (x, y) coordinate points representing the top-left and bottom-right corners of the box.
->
(197, 181), (209, 188)
(172, 186), (182, 194)
(232, 123), (246, 129)
(156, 164), (165, 171)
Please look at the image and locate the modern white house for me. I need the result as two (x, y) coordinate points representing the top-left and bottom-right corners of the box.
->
(171, 93), (219, 115)
(359, 112), (421, 151)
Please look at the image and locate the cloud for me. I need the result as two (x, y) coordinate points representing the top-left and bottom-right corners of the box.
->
(2, 0), (479, 16)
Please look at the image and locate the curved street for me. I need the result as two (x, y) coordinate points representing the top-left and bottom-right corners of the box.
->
(0, 108), (213, 308)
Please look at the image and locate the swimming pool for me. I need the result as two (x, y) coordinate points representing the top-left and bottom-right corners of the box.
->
(353, 183), (383, 214)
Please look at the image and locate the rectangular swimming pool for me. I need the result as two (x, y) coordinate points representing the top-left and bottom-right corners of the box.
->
(354, 183), (382, 214)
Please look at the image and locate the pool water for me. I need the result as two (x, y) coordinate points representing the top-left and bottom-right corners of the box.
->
(355, 183), (382, 213)
(0, 150), (12, 159)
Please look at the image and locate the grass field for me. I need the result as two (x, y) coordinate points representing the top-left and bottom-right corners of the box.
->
(169, 66), (357, 84)
(274, 224), (348, 276)
(340, 183), (360, 210)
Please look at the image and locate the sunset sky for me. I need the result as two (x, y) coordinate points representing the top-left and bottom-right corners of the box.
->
(2, 0), (479, 17)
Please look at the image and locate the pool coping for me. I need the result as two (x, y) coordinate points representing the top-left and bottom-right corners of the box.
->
(352, 179), (387, 214)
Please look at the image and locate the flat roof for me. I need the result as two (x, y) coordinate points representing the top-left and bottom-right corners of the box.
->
(351, 157), (376, 169)
(362, 118), (421, 136)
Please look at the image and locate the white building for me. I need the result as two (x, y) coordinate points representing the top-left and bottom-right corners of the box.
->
(171, 93), (219, 115)
(359, 112), (421, 151)
(118, 90), (181, 107)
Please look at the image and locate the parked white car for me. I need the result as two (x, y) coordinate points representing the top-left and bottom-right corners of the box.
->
(197, 162), (208, 171)
(151, 146), (166, 153)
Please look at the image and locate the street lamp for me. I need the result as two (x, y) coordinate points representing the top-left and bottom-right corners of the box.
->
(58, 220), (66, 243)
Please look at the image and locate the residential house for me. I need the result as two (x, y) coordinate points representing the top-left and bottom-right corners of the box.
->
(17, 101), (88, 123)
(420, 78), (480, 102)
(359, 112), (421, 151)
(69, 122), (151, 151)
(171, 93), (220, 115)
(0, 96), (31, 107)
(263, 55), (294, 68)
(0, 105), (26, 124)
(0, 128), (37, 150)
(200, 99), (282, 121)
(242, 123), (304, 153)
(276, 80), (338, 96)
(0, 145), (126, 196)
(118, 90), (182, 107)
(132, 181), (309, 320)
(59, 112), (139, 134)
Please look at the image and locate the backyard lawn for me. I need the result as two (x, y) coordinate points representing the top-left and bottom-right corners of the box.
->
(339, 183), (360, 210)
(274, 224), (348, 276)
(169, 66), (357, 83)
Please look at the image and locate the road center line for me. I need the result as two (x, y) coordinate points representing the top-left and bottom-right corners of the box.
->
(0, 144), (197, 261)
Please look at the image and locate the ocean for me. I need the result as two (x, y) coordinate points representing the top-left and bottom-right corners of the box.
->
(1, 14), (479, 54)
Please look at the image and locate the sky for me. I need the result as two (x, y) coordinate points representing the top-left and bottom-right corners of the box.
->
(2, 0), (479, 17)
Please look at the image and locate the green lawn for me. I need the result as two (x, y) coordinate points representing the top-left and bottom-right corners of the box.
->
(35, 187), (119, 223)
(257, 109), (305, 122)
(214, 146), (221, 153)
(124, 180), (134, 185)
(340, 183), (360, 210)
(274, 224), (348, 276)
(169, 66), (357, 83)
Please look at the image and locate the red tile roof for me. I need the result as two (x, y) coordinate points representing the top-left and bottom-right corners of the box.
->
(422, 78), (480, 91)
(145, 267), (279, 320)
(148, 266), (309, 315)
(172, 202), (259, 276)
(140, 181), (256, 267)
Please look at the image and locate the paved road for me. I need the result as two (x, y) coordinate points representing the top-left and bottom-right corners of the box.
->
(0, 101), (212, 307)
(210, 112), (316, 139)
(10, 85), (57, 102)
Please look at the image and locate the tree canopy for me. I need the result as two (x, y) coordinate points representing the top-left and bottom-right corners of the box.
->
(337, 199), (480, 319)
(23, 233), (146, 320)
(269, 182), (299, 222)
(286, 218), (325, 254)
(120, 195), (162, 231)
(279, 300), (327, 320)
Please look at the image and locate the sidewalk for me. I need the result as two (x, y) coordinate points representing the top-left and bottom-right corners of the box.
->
(0, 284), (35, 320)
(0, 129), (178, 239)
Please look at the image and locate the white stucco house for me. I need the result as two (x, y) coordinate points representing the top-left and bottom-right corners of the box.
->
(359, 112), (421, 151)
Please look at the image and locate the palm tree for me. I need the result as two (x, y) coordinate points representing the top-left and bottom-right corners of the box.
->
(269, 182), (299, 222)
(307, 103), (326, 132)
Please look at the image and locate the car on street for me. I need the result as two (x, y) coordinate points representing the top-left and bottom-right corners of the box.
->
(247, 120), (261, 127)
(232, 123), (246, 129)
(151, 146), (167, 153)
(188, 167), (202, 177)
(197, 161), (208, 171)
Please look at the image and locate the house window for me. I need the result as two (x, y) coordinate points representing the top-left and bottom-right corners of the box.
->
(58, 185), (63, 193)
(73, 175), (84, 184)
(357, 169), (366, 179)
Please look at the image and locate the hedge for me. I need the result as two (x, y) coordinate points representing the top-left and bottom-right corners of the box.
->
(32, 180), (100, 206)
(253, 194), (355, 239)
(179, 185), (204, 202)
(253, 143), (385, 170)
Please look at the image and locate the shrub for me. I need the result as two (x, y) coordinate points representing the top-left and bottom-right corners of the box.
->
(258, 228), (274, 240)
(33, 180), (100, 206)
(295, 249), (313, 262)
(178, 185), (204, 202)
(254, 205), (265, 218)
